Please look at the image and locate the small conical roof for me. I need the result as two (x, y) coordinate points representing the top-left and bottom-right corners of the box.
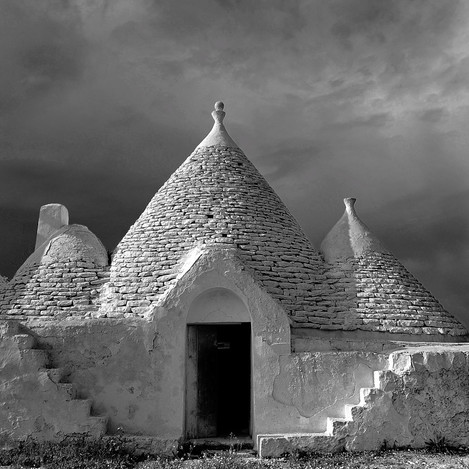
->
(17, 225), (108, 275)
(319, 198), (468, 338)
(321, 198), (388, 262)
(109, 102), (325, 317)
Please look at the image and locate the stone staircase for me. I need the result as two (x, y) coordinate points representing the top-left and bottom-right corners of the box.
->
(258, 368), (386, 458)
(0, 320), (107, 444)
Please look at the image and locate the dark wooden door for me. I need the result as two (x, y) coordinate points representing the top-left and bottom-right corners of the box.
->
(186, 324), (251, 439)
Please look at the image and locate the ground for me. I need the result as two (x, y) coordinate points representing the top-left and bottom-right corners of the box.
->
(1, 440), (469, 469)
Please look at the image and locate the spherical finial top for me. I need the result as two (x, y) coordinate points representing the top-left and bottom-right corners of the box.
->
(212, 101), (226, 125)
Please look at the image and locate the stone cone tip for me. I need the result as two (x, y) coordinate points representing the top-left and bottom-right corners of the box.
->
(197, 101), (238, 149)
(321, 197), (389, 261)
(344, 197), (356, 213)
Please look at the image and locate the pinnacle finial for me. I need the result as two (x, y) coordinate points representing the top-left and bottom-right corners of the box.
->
(344, 197), (357, 214)
(197, 101), (238, 148)
(212, 101), (226, 124)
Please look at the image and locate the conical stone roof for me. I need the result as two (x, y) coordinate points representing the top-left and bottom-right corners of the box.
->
(108, 102), (325, 317)
(319, 198), (468, 338)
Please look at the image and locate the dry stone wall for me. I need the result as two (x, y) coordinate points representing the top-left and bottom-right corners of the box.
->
(106, 145), (328, 318)
(0, 262), (109, 318)
(311, 253), (467, 337)
(0, 139), (466, 340)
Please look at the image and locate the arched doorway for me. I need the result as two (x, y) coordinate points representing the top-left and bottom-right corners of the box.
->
(186, 288), (251, 439)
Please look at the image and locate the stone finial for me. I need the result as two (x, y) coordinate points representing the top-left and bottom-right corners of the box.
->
(35, 204), (69, 250)
(320, 197), (389, 261)
(212, 101), (226, 125)
(344, 197), (357, 214)
(197, 101), (238, 149)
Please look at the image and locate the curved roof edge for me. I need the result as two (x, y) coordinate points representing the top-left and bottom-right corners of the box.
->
(15, 224), (108, 276)
(320, 198), (389, 262)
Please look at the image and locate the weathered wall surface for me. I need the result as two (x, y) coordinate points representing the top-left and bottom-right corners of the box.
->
(345, 345), (469, 450)
(25, 318), (176, 437)
(2, 248), (291, 445)
(0, 321), (106, 448)
(272, 352), (387, 433)
(3, 308), (469, 454)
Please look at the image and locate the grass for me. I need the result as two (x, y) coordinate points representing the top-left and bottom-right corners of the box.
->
(0, 438), (468, 469)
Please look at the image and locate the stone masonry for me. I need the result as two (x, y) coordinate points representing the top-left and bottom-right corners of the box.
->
(0, 102), (467, 341)
(106, 144), (327, 318)
(319, 253), (467, 336)
(0, 225), (108, 318)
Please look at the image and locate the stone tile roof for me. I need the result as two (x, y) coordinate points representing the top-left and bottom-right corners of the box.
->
(106, 103), (326, 317)
(0, 225), (108, 318)
(318, 199), (468, 337)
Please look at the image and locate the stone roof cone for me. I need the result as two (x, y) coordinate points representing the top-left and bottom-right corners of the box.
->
(321, 198), (389, 261)
(320, 198), (468, 339)
(108, 102), (325, 317)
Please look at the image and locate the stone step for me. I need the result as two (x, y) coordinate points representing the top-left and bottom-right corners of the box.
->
(59, 415), (107, 437)
(203, 449), (257, 459)
(359, 387), (376, 403)
(101, 435), (179, 457)
(0, 320), (21, 336)
(344, 404), (357, 420)
(258, 433), (343, 458)
(58, 383), (78, 400)
(19, 349), (49, 371)
(326, 417), (349, 435)
(188, 437), (253, 451)
(41, 367), (67, 384)
(12, 333), (36, 350)
(76, 416), (108, 437)
(373, 369), (384, 388)
(63, 399), (92, 421)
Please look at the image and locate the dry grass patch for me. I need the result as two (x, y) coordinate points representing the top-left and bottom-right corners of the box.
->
(1, 439), (468, 469)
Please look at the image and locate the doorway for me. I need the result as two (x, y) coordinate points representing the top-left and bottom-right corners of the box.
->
(186, 323), (251, 439)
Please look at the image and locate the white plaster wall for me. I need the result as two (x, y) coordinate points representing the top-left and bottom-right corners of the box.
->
(345, 345), (469, 451)
(271, 352), (387, 433)
(5, 247), (466, 453)
(4, 314), (468, 453)
(0, 248), (391, 449)
(21, 248), (293, 444)
(151, 248), (292, 443)
(187, 288), (250, 323)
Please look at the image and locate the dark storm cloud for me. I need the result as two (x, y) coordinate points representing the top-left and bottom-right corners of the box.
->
(417, 108), (446, 123)
(0, 1), (87, 112)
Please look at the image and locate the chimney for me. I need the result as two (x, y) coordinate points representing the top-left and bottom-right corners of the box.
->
(35, 204), (69, 249)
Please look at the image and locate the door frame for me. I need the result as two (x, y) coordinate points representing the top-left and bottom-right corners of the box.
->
(185, 322), (252, 439)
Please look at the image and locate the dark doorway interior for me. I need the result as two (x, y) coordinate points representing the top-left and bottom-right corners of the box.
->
(186, 323), (251, 439)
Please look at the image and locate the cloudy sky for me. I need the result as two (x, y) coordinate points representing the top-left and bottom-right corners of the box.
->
(1, 0), (468, 327)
